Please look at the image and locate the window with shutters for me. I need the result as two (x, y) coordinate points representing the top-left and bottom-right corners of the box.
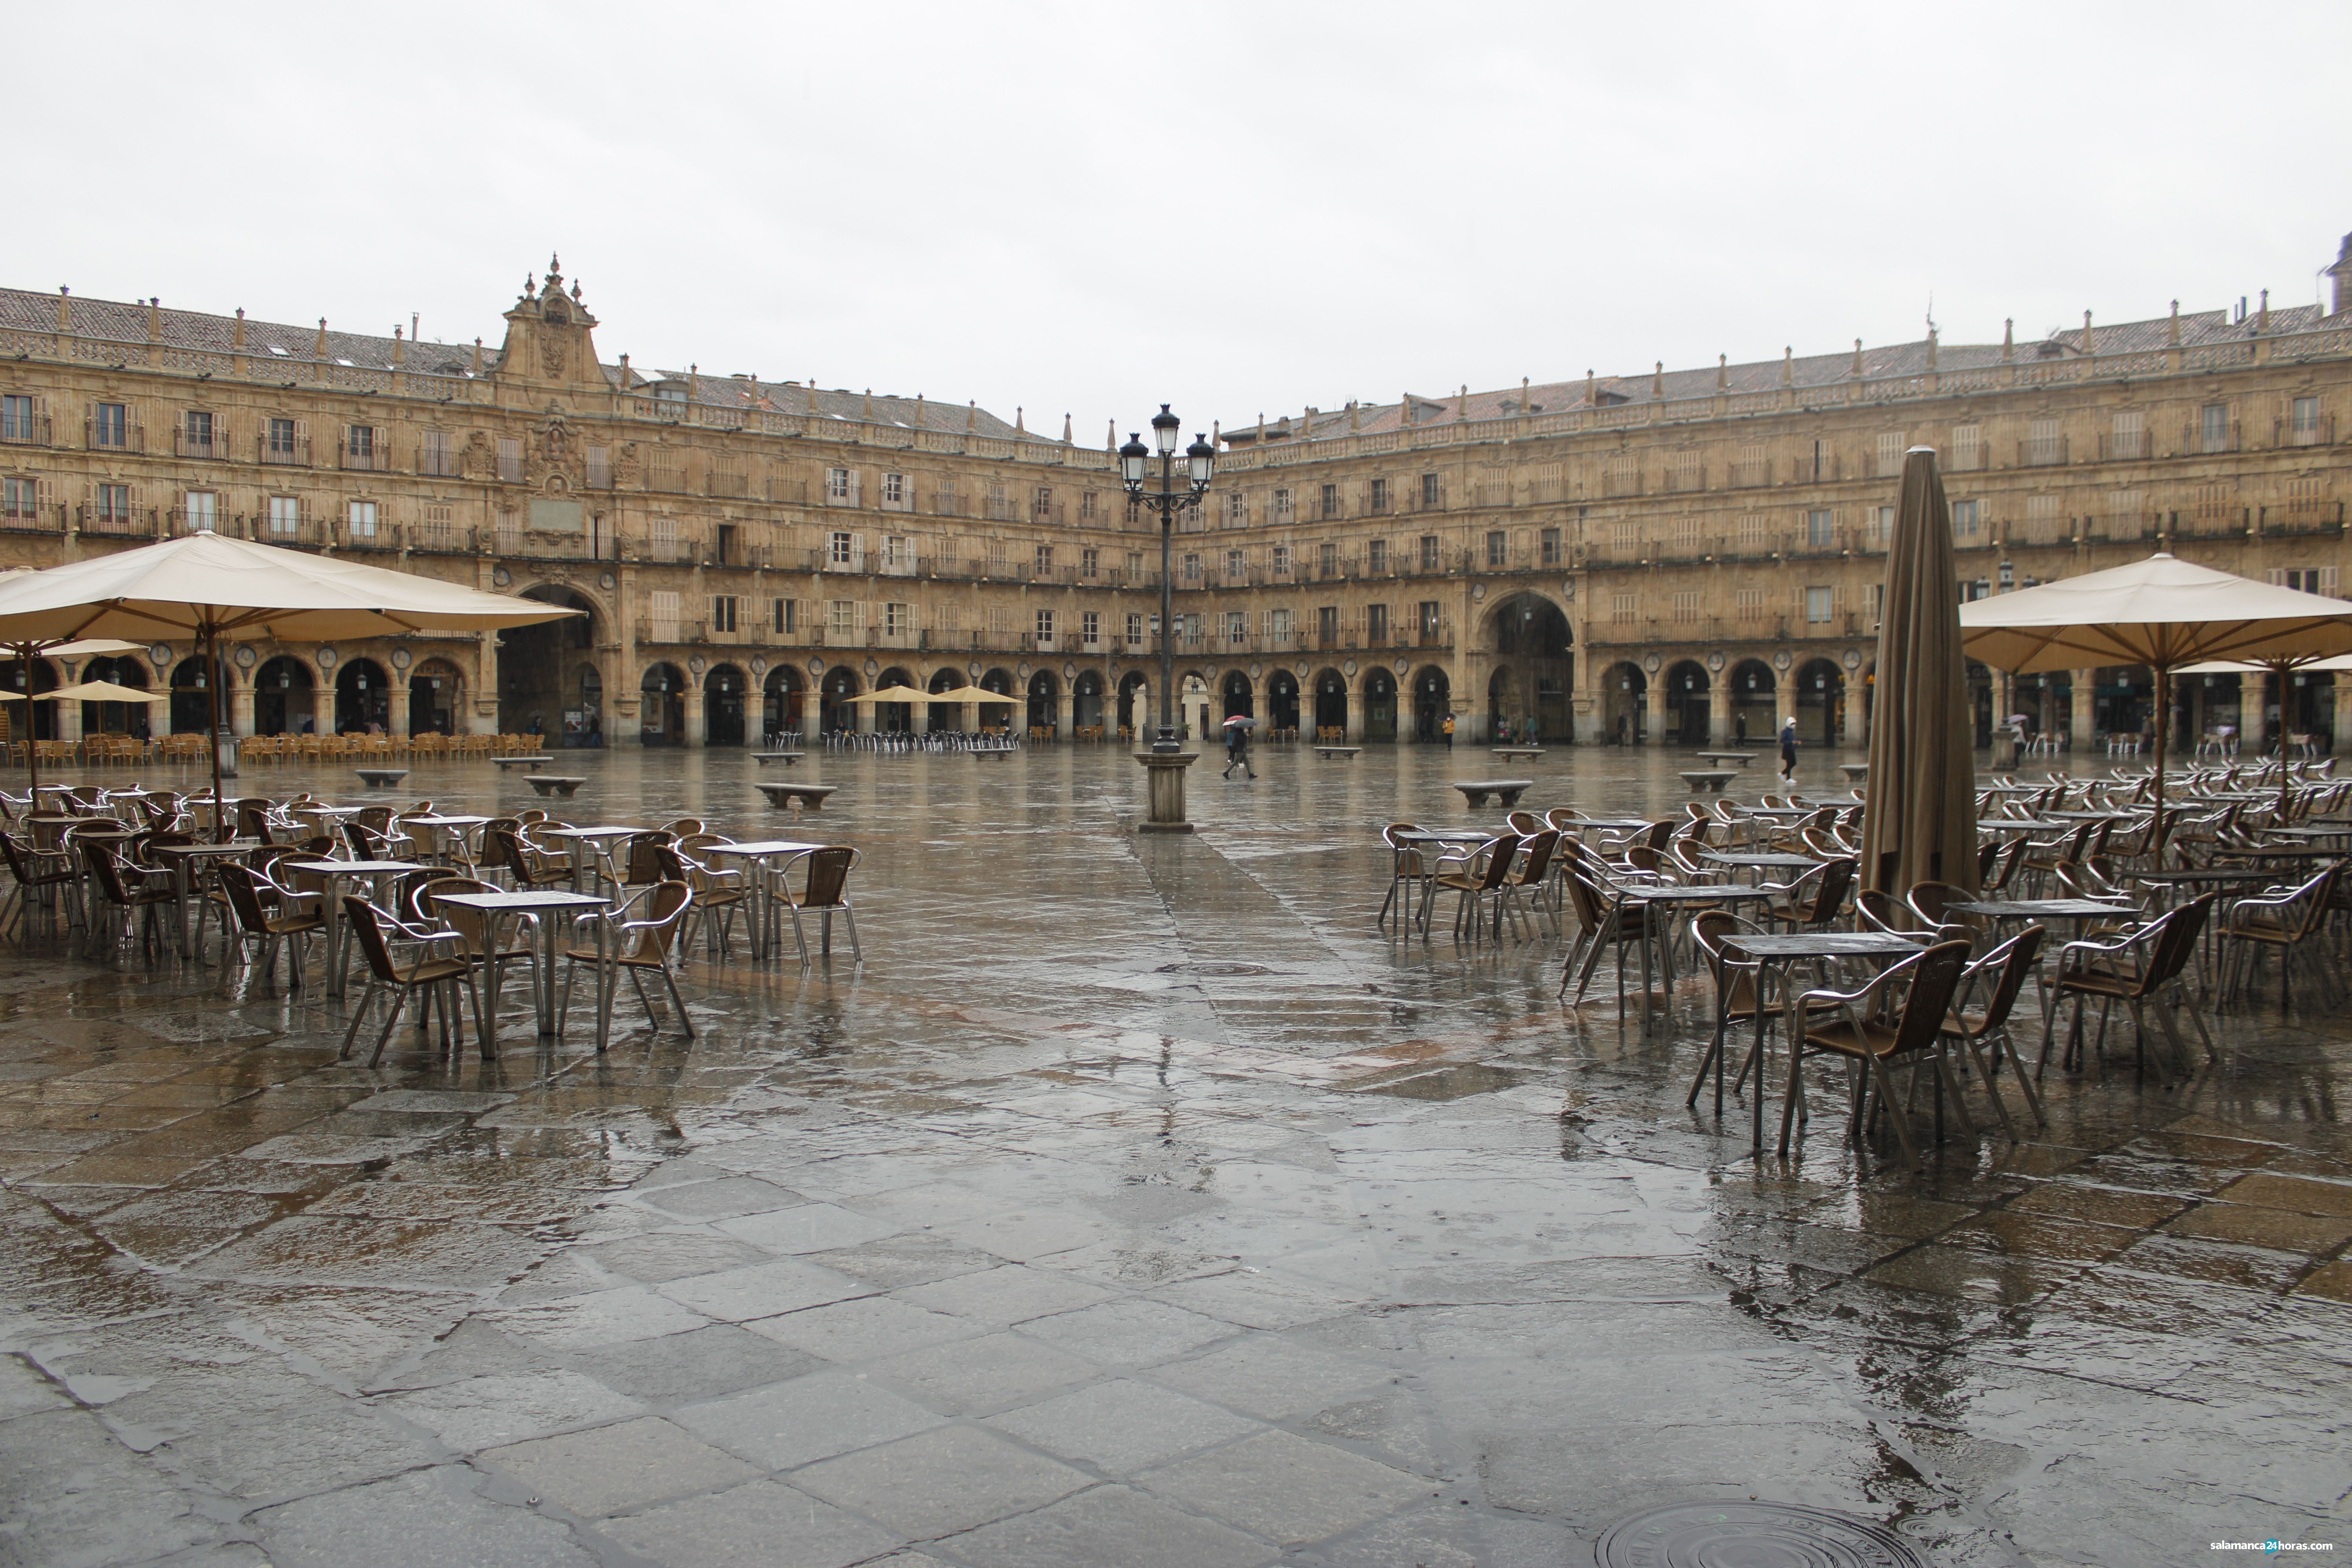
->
(2024, 418), (2063, 467)
(1737, 514), (1766, 551)
(80, 482), (122, 528)
(265, 417), (300, 462)
(584, 444), (609, 489)
(1368, 477), (1390, 514)
(646, 515), (678, 563)
(2201, 404), (2232, 453)
(1366, 538), (1387, 574)
(884, 602), (913, 638)
(1034, 543), (1054, 576)
(1731, 444), (1769, 487)
(771, 597), (797, 635)
(0, 395), (38, 445)
(2109, 409), (2145, 460)
(1864, 506), (1893, 550)
(1805, 586), (1833, 624)
(1949, 423), (1982, 471)
(708, 459), (746, 498)
(1079, 491), (1096, 521)
(1485, 530), (1507, 567)
(1081, 610), (1100, 647)
(1269, 608), (1293, 643)
(2285, 478), (2327, 518)
(934, 602), (960, 635)
(1735, 588), (1767, 620)
(2191, 484), (2230, 525)
(1318, 605), (1339, 647)
(935, 478), (960, 517)
(1034, 609), (1056, 644)
(1666, 451), (1701, 492)
(1673, 517), (1700, 554)
(1806, 508), (1835, 548)
(1366, 604), (1388, 646)
(829, 530), (857, 568)
(711, 595), (739, 633)
(1603, 454), (1638, 496)
(882, 471), (908, 510)
(91, 402), (129, 449)
(1671, 590), (1700, 617)
(1319, 482), (1339, 519)
(420, 429), (453, 477)
(985, 538), (1008, 575)
(1034, 486), (1053, 520)
(987, 605), (1013, 640)
(496, 436), (523, 482)
(1126, 550), (1143, 581)
(2025, 494), (2063, 542)
(1419, 534), (1439, 571)
(827, 599), (858, 638)
(1418, 601), (1441, 645)
(1225, 490), (1248, 527)
(1273, 487), (1294, 522)
(347, 500), (377, 539)
(1183, 551), (1202, 582)
(1080, 546), (1098, 579)
(879, 534), (911, 573)
(827, 466), (854, 503)
(1875, 432), (1905, 477)
(1532, 463), (1563, 503)
(1950, 499), (1980, 539)
(2104, 490), (2143, 539)
(345, 424), (376, 465)
(2275, 566), (2339, 595)
(1317, 542), (1337, 579)
(1540, 526), (1562, 566)
(1271, 543), (1293, 576)
(2291, 397), (2325, 446)
(1420, 472), (1442, 508)
(3, 475), (41, 520)
(180, 410), (216, 459)
(1221, 610), (1244, 645)
(1610, 592), (1636, 622)
(648, 591), (681, 642)
(266, 495), (300, 537)
(1126, 612), (1144, 643)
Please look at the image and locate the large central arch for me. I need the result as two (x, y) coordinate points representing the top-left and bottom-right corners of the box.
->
(1489, 593), (1573, 741)
(499, 585), (598, 735)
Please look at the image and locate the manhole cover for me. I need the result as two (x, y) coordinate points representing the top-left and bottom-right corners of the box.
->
(1154, 962), (1272, 976)
(1594, 1502), (1925, 1568)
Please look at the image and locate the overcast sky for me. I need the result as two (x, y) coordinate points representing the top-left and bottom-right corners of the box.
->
(14, 2), (2347, 443)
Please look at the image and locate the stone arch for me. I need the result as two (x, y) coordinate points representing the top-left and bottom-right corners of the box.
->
(334, 656), (392, 734)
(1073, 669), (1105, 730)
(1361, 666), (1398, 741)
(1662, 659), (1710, 746)
(1117, 670), (1150, 737)
(410, 657), (465, 737)
(1728, 658), (1776, 747)
(1410, 665), (1449, 742)
(1795, 657), (1844, 747)
(1220, 670), (1254, 719)
(254, 654), (318, 736)
(1602, 660), (1646, 746)
(640, 661), (687, 746)
(76, 654), (152, 741)
(1026, 668), (1060, 735)
(705, 662), (749, 746)
(765, 663), (808, 742)
(819, 665), (862, 733)
(499, 583), (600, 734)
(1265, 668), (1300, 734)
(1488, 592), (1573, 739)
(169, 654), (223, 736)
(1312, 667), (1348, 734)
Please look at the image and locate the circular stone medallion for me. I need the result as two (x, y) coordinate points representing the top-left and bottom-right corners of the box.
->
(234, 645), (257, 670)
(389, 648), (411, 670)
(149, 642), (172, 665)
(807, 658), (824, 676)
(1593, 1501), (1925, 1568)
(1774, 651), (1793, 670)
(316, 647), (337, 670)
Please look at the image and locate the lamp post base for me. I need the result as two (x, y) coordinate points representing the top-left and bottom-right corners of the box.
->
(1132, 751), (1198, 833)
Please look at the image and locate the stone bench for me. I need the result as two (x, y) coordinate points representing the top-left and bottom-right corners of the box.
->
(757, 782), (839, 811)
(1693, 751), (1757, 768)
(525, 775), (586, 798)
(1839, 762), (1871, 783)
(1451, 779), (1534, 808)
(1679, 769), (1740, 793)
(491, 756), (550, 771)
(750, 751), (806, 767)
(353, 768), (410, 789)
(1312, 746), (1361, 759)
(1490, 747), (1545, 760)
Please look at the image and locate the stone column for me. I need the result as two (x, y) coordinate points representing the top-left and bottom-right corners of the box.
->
(1345, 684), (1365, 744)
(1644, 671), (1665, 746)
(1707, 676), (1730, 749)
(2071, 668), (2096, 752)
(853, 696), (874, 735)
(387, 685), (410, 739)
(1841, 672), (1864, 747)
(682, 688), (704, 749)
(1056, 685), (1075, 741)
(2336, 672), (2352, 755)
(54, 695), (81, 748)
(228, 684), (255, 739)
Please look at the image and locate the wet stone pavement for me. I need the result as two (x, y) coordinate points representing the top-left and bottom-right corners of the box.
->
(0, 742), (2347, 1568)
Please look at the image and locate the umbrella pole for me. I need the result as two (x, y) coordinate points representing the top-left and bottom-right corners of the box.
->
(205, 629), (226, 842)
(13, 641), (36, 811)
(2151, 664), (2170, 857)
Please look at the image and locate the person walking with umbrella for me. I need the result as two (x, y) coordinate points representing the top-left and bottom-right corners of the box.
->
(1778, 715), (1799, 782)
(1222, 714), (1256, 779)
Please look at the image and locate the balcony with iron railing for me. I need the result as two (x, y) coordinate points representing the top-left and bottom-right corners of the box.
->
(0, 501), (66, 534)
(258, 435), (310, 466)
(2278, 414), (2336, 449)
(495, 452), (526, 483)
(2020, 434), (2071, 468)
(418, 447), (458, 479)
(173, 428), (225, 461)
(85, 420), (145, 454)
(1, 412), (53, 447)
(405, 521), (476, 554)
(339, 441), (389, 472)
(76, 504), (156, 538)
(2187, 420), (2242, 455)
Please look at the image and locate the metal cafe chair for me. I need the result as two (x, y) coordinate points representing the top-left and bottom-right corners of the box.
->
(779, 846), (863, 964)
(1684, 909), (1789, 1113)
(214, 862), (325, 993)
(1782, 938), (1975, 1167)
(558, 879), (698, 1036)
(336, 895), (474, 1066)
(1378, 823), (1434, 932)
(2218, 863), (2342, 1012)
(2043, 893), (2218, 1083)
(1427, 832), (1523, 944)
(1940, 925), (2049, 1136)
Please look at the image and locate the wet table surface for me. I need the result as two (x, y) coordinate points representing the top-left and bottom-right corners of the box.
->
(0, 742), (2346, 1568)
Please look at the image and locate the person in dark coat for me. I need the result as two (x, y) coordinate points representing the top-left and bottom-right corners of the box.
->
(1778, 715), (1799, 782)
(1222, 720), (1255, 779)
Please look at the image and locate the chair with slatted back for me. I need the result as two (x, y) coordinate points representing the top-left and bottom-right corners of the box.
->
(1559, 859), (1651, 1017)
(1941, 926), (2048, 1136)
(214, 862), (325, 993)
(1685, 909), (1791, 1114)
(780, 846), (862, 963)
(1428, 833), (1521, 944)
(2045, 893), (2218, 1083)
(557, 880), (698, 1034)
(1379, 823), (1433, 932)
(337, 895), (472, 1065)
(1782, 938), (1975, 1166)
(490, 828), (572, 892)
(423, 877), (538, 1048)
(81, 839), (175, 964)
(0, 830), (80, 941)
(666, 837), (749, 959)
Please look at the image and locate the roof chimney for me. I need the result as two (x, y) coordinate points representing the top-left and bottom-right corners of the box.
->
(1781, 347), (1793, 386)
(2328, 235), (2352, 316)
(1716, 354), (1727, 391)
(1651, 362), (1664, 398)
(2258, 289), (2270, 333)
(1851, 339), (1863, 377)
(2168, 300), (2181, 345)
(2082, 310), (2095, 355)
(2000, 319), (2013, 362)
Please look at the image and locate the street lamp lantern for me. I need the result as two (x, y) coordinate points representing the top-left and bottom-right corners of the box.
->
(1151, 403), (1180, 456)
(1120, 402), (1218, 828)
(1119, 432), (1148, 489)
(1187, 432), (1215, 490)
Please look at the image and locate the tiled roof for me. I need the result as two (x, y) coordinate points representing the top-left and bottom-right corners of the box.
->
(0, 284), (1032, 439)
(1226, 302), (2336, 445)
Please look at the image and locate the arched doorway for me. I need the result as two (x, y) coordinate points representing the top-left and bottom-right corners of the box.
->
(2015, 670), (2072, 750)
(1729, 659), (1776, 748)
(498, 585), (597, 735)
(1073, 670), (1104, 731)
(1267, 669), (1300, 734)
(639, 663), (686, 746)
(1487, 666), (1523, 742)
(1493, 593), (1573, 740)
(0, 657), (60, 742)
(2285, 667), (2336, 750)
(1795, 658), (1844, 746)
(1181, 673), (1212, 740)
(576, 664), (603, 746)
(1312, 669), (1347, 736)
(819, 666), (860, 733)
(78, 655), (152, 741)
(1026, 670), (1059, 737)
(1363, 668), (1397, 741)
(1966, 659), (1994, 746)
(1663, 660), (1709, 746)
(1117, 671), (1149, 737)
(409, 659), (462, 737)
(872, 666), (916, 734)
(1412, 667), (1449, 740)
(766, 666), (808, 742)
(978, 668), (1018, 735)
(1604, 662), (1646, 745)
(335, 657), (390, 734)
(1220, 670), (1253, 719)
(169, 655), (221, 736)
(254, 656), (316, 736)
(705, 664), (748, 746)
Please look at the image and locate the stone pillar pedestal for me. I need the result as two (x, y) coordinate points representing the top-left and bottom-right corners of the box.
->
(1841, 675), (1864, 747)
(228, 687), (255, 740)
(2335, 673), (2352, 755)
(1706, 681), (1730, 749)
(683, 691), (705, 749)
(54, 699), (81, 749)
(1056, 688), (1074, 740)
(1134, 751), (1198, 834)
(387, 686), (410, 739)
(1345, 689), (1365, 744)
(2071, 668), (2096, 752)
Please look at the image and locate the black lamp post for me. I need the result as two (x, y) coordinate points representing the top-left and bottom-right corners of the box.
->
(1120, 406), (1215, 754)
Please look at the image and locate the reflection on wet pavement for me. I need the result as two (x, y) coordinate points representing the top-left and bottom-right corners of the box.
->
(0, 743), (2346, 1566)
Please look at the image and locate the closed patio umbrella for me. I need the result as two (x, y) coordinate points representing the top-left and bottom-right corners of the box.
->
(1960, 552), (2352, 840)
(0, 533), (579, 822)
(1861, 447), (1978, 895)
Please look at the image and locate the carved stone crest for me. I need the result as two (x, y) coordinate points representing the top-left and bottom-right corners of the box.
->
(539, 332), (568, 379)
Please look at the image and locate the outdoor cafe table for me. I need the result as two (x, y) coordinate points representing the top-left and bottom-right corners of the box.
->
(151, 838), (258, 958)
(2040, 809), (2132, 822)
(281, 859), (427, 998)
(404, 813), (490, 864)
(1718, 931), (1922, 1152)
(538, 825), (640, 893)
(2258, 824), (2352, 844)
(1698, 849), (1821, 884)
(430, 889), (613, 1048)
(1615, 882), (1779, 1034)
(705, 840), (829, 959)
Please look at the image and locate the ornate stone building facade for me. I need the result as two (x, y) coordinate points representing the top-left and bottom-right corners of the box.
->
(2, 241), (2348, 752)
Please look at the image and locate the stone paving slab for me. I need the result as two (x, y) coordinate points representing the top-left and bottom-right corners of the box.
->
(0, 744), (2346, 1564)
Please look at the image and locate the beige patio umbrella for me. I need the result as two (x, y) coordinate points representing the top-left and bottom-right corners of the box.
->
(1860, 448), (1978, 895)
(847, 684), (933, 704)
(1959, 552), (2352, 839)
(2178, 652), (2352, 816)
(6, 681), (166, 704)
(0, 533), (579, 824)
(928, 684), (1019, 706)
